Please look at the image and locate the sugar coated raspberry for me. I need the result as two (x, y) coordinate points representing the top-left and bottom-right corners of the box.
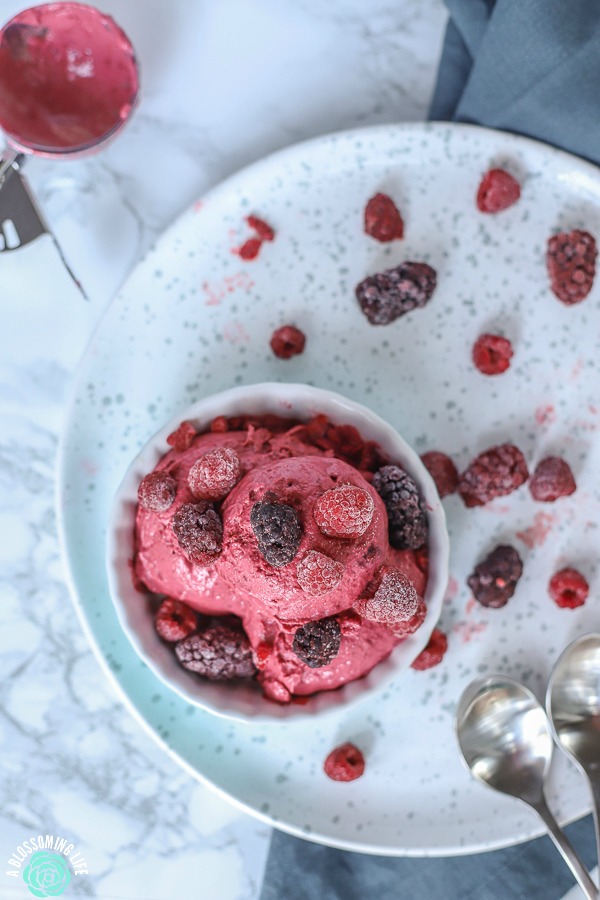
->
(372, 465), (428, 549)
(313, 484), (374, 538)
(297, 550), (344, 596)
(270, 325), (306, 359)
(175, 618), (256, 680)
(549, 567), (589, 609)
(467, 544), (523, 608)
(188, 447), (242, 500)
(167, 420), (196, 452)
(324, 742), (365, 782)
(529, 456), (576, 502)
(250, 499), (302, 567)
(476, 168), (521, 213)
(410, 628), (448, 670)
(547, 229), (597, 304)
(292, 617), (341, 668)
(356, 568), (424, 635)
(458, 444), (529, 507)
(364, 192), (404, 242)
(138, 471), (177, 512)
(472, 333), (513, 375)
(155, 598), (197, 642)
(420, 451), (458, 498)
(172, 501), (223, 563)
(356, 261), (437, 325)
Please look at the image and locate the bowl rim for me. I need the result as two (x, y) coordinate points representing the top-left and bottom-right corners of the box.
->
(106, 381), (450, 723)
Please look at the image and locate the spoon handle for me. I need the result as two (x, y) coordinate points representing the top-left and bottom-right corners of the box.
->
(533, 796), (598, 900)
(586, 769), (600, 872)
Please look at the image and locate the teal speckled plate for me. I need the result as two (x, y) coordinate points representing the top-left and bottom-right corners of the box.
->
(58, 123), (600, 855)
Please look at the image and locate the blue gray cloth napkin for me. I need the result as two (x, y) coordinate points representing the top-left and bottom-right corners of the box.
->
(260, 2), (600, 896)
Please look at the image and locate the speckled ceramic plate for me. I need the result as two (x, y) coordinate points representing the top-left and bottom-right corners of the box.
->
(58, 123), (600, 855)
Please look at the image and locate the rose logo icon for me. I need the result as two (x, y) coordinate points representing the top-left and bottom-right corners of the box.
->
(22, 851), (71, 897)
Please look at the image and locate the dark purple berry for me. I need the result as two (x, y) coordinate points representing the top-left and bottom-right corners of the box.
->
(372, 465), (428, 550)
(138, 471), (177, 512)
(292, 617), (341, 668)
(355, 261), (437, 326)
(175, 618), (256, 680)
(467, 545), (523, 608)
(250, 499), (302, 567)
(547, 229), (597, 305)
(172, 501), (223, 563)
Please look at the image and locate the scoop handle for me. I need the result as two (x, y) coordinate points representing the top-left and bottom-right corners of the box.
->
(533, 795), (598, 900)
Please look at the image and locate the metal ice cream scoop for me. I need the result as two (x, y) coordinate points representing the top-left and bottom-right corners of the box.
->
(456, 674), (598, 900)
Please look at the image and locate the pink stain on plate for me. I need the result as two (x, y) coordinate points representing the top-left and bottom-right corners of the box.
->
(535, 404), (556, 426)
(452, 620), (488, 644)
(202, 272), (254, 306)
(571, 358), (584, 381)
(81, 458), (98, 476)
(465, 596), (477, 615)
(515, 511), (556, 549)
(444, 575), (459, 603)
(193, 199), (203, 213)
(222, 321), (250, 345)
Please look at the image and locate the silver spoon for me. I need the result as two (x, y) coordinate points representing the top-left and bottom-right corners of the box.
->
(547, 634), (600, 867)
(456, 674), (598, 900)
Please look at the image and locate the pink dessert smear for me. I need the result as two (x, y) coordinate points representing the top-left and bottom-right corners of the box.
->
(0, 2), (139, 155)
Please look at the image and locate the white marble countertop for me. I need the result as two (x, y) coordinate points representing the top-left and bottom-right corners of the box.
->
(0, 2), (447, 897)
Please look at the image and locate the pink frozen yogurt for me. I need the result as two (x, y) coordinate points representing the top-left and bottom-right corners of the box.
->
(134, 414), (428, 703)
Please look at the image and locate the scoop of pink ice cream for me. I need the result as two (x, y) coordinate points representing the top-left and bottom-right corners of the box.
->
(134, 416), (428, 703)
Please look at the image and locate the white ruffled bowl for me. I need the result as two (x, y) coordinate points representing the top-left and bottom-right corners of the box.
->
(106, 382), (449, 723)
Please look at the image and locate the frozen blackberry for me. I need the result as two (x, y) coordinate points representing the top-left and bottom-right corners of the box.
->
(547, 229), (597, 305)
(292, 617), (341, 668)
(171, 501), (223, 563)
(372, 464), (428, 550)
(175, 618), (256, 680)
(458, 444), (529, 507)
(356, 261), (437, 326)
(467, 545), (523, 608)
(250, 499), (302, 567)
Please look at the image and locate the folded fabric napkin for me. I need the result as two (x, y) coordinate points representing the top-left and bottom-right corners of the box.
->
(260, 3), (600, 896)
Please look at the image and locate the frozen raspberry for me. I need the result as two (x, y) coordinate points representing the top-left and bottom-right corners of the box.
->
(324, 742), (365, 782)
(467, 545), (523, 608)
(210, 415), (229, 433)
(356, 261), (437, 326)
(297, 550), (344, 596)
(138, 471), (177, 512)
(167, 421), (196, 452)
(172, 501), (223, 563)
(372, 465), (428, 550)
(472, 333), (514, 375)
(547, 230), (597, 304)
(292, 617), (341, 668)
(356, 569), (424, 635)
(458, 444), (529, 507)
(313, 484), (374, 538)
(364, 192), (404, 242)
(188, 447), (242, 500)
(250, 500), (302, 567)
(529, 456), (576, 502)
(270, 325), (306, 359)
(154, 598), (197, 642)
(549, 567), (589, 609)
(476, 168), (521, 213)
(410, 628), (448, 670)
(420, 451), (458, 498)
(175, 618), (256, 680)
(246, 215), (275, 241)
